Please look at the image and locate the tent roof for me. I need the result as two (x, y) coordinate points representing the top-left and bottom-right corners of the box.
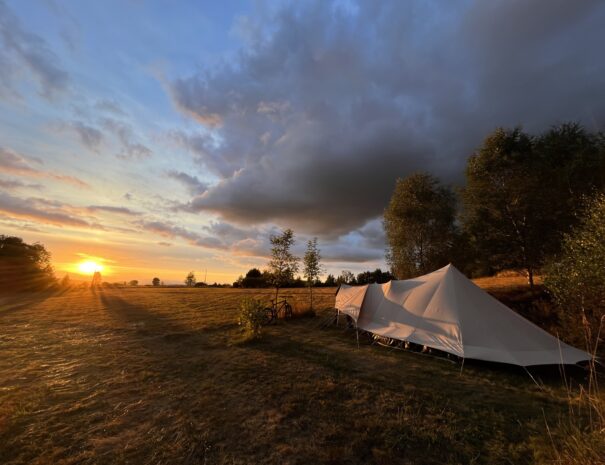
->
(335, 264), (590, 366)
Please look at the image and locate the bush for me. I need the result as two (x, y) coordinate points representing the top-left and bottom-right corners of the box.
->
(238, 298), (266, 340)
(544, 193), (605, 348)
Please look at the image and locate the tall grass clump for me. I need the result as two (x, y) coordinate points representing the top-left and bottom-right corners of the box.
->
(238, 298), (266, 340)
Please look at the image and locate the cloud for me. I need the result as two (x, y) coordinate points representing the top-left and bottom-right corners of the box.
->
(0, 177), (42, 190)
(86, 205), (140, 216)
(0, 146), (90, 188)
(0, 0), (69, 98)
(138, 218), (266, 252)
(169, 0), (605, 236)
(95, 99), (126, 116)
(58, 121), (104, 151)
(101, 118), (152, 159)
(166, 170), (207, 195)
(0, 191), (91, 227)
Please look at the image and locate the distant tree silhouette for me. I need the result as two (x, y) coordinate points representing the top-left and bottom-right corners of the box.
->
(152, 277), (160, 286)
(128, 280), (138, 286)
(324, 274), (336, 287)
(336, 270), (355, 285)
(91, 271), (102, 288)
(241, 268), (269, 288)
(185, 271), (196, 287)
(60, 274), (71, 289)
(356, 268), (395, 284)
(0, 235), (55, 293)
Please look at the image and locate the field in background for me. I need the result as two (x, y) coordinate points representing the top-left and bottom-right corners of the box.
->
(0, 280), (593, 464)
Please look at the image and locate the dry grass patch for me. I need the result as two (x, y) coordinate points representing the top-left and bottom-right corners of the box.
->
(0, 285), (600, 464)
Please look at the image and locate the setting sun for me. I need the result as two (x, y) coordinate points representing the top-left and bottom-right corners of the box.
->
(78, 261), (103, 275)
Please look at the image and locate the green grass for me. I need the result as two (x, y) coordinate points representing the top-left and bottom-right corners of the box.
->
(0, 286), (600, 464)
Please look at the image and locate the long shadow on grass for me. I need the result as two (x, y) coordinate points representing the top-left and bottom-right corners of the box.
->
(96, 288), (235, 353)
(98, 288), (188, 334)
(0, 290), (62, 317)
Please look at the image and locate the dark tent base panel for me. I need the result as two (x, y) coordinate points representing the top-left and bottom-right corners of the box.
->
(335, 317), (594, 384)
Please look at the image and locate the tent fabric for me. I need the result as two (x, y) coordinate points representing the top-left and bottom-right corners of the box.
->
(335, 264), (590, 366)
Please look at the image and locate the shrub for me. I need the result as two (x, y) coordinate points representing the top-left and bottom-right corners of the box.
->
(238, 298), (266, 340)
(543, 193), (605, 349)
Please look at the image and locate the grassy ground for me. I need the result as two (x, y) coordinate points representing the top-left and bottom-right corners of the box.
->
(0, 283), (599, 464)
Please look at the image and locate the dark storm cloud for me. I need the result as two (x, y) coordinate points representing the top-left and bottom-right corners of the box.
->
(0, 0), (69, 98)
(170, 0), (605, 236)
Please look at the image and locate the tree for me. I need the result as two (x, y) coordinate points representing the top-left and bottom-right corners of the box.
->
(544, 193), (605, 348)
(60, 274), (71, 289)
(324, 274), (336, 287)
(267, 229), (299, 300)
(336, 270), (355, 285)
(241, 268), (268, 288)
(152, 277), (160, 286)
(92, 271), (102, 287)
(129, 280), (138, 286)
(0, 235), (55, 293)
(303, 238), (323, 310)
(184, 271), (196, 287)
(356, 268), (395, 284)
(384, 173), (457, 279)
(461, 126), (605, 287)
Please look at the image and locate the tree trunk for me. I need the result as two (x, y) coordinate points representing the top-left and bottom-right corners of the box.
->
(310, 285), (313, 311)
(275, 286), (279, 303)
(527, 267), (534, 290)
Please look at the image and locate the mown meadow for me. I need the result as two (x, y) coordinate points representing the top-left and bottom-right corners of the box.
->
(0, 283), (601, 464)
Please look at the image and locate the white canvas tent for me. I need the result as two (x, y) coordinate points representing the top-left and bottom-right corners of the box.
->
(335, 264), (590, 366)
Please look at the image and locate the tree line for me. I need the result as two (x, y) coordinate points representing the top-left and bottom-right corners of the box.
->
(384, 123), (605, 288)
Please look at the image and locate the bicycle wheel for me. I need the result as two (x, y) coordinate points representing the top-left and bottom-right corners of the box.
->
(284, 303), (293, 320)
(264, 307), (275, 325)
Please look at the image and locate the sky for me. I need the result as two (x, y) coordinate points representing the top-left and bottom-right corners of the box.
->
(1, 0), (604, 284)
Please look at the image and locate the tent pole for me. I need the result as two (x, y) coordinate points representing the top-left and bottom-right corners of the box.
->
(459, 357), (465, 375)
(356, 328), (360, 349)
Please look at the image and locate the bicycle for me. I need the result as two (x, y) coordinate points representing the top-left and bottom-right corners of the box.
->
(264, 296), (293, 324)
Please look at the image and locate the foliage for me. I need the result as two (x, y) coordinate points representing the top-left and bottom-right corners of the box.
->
(184, 271), (196, 287)
(544, 193), (605, 348)
(324, 274), (336, 286)
(129, 280), (138, 286)
(60, 274), (71, 289)
(241, 268), (270, 288)
(0, 235), (55, 293)
(303, 238), (322, 285)
(152, 277), (160, 286)
(462, 124), (605, 286)
(336, 270), (355, 285)
(267, 229), (299, 298)
(303, 238), (323, 309)
(356, 268), (395, 284)
(238, 298), (266, 340)
(384, 173), (457, 279)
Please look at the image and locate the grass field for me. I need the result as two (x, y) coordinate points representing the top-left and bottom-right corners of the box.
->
(0, 283), (599, 464)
